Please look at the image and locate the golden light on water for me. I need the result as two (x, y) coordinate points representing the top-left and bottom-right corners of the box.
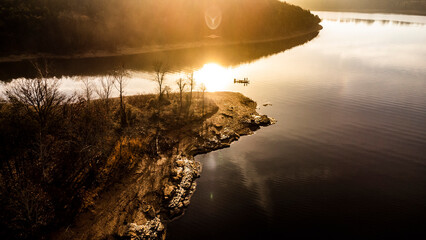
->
(194, 63), (234, 91)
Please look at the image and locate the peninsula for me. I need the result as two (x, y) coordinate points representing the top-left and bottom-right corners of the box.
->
(0, 75), (275, 239)
(54, 92), (275, 240)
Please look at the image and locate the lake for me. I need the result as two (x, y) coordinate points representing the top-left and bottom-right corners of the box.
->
(166, 11), (426, 239)
(1, 11), (425, 239)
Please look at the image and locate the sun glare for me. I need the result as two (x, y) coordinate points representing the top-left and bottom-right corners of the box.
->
(194, 63), (234, 92)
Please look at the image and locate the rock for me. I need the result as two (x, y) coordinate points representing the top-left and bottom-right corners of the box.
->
(126, 217), (164, 240)
(181, 180), (192, 190)
(259, 115), (270, 125)
(141, 203), (151, 213)
(166, 156), (202, 217)
(251, 114), (275, 126)
(221, 143), (231, 148)
(221, 112), (233, 118)
(163, 185), (175, 199)
(219, 128), (240, 142)
(175, 159), (185, 167)
(175, 167), (183, 176)
(209, 137), (219, 144)
(157, 222), (164, 232)
(172, 167), (183, 181)
(193, 163), (201, 178)
(220, 133), (230, 141)
(156, 157), (167, 166)
(191, 182), (197, 191)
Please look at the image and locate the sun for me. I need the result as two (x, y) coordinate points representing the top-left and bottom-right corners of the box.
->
(194, 63), (234, 92)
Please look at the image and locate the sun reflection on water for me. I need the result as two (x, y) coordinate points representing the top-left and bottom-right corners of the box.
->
(194, 63), (235, 92)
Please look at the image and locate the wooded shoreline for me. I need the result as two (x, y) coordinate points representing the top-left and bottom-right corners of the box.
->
(0, 70), (275, 239)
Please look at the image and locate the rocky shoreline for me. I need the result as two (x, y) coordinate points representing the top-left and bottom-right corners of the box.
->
(125, 156), (201, 239)
(125, 111), (275, 240)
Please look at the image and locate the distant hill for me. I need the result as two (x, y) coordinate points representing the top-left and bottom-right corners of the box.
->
(284, 0), (426, 15)
(0, 0), (320, 56)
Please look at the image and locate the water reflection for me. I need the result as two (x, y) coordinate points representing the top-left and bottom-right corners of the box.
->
(227, 151), (273, 215)
(0, 32), (318, 82)
(324, 18), (426, 26)
(167, 12), (426, 239)
(194, 63), (235, 91)
(315, 11), (426, 25)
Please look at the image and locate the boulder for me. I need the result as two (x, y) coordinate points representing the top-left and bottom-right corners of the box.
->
(250, 114), (275, 126)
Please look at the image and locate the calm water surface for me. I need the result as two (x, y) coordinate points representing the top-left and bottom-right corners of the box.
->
(166, 12), (426, 239)
(1, 11), (425, 239)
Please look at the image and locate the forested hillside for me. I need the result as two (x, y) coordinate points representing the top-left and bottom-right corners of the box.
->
(0, 0), (320, 56)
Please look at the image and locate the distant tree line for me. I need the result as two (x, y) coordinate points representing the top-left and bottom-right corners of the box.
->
(0, 0), (320, 55)
(285, 0), (426, 14)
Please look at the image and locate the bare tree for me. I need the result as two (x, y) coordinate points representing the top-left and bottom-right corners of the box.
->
(96, 76), (115, 114)
(112, 66), (129, 127)
(176, 78), (186, 116)
(4, 61), (66, 179)
(164, 85), (171, 99)
(80, 77), (94, 103)
(5, 78), (65, 129)
(186, 71), (195, 116)
(152, 60), (168, 102)
(199, 83), (207, 116)
(151, 60), (169, 155)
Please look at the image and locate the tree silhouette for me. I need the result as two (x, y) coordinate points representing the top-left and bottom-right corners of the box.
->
(176, 78), (186, 117)
(112, 66), (129, 128)
(199, 83), (207, 116)
(96, 76), (115, 115)
(186, 71), (196, 117)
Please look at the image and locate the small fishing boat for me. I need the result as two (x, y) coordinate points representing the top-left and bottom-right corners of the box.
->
(234, 78), (250, 85)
